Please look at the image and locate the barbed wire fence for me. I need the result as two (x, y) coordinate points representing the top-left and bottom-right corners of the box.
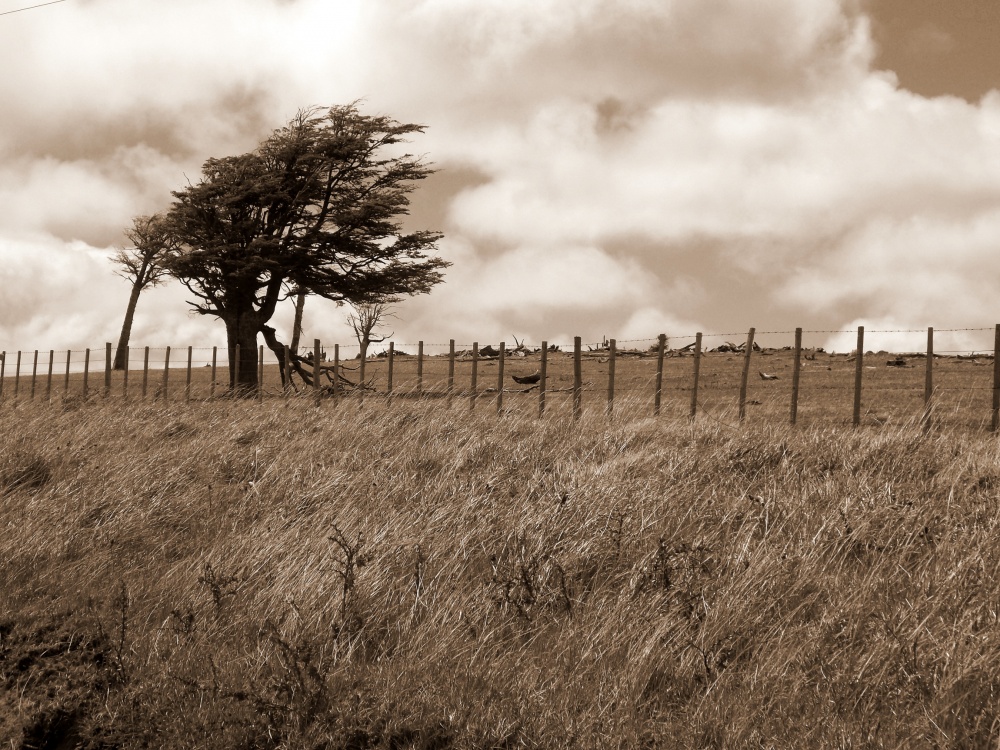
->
(2, 326), (1000, 432)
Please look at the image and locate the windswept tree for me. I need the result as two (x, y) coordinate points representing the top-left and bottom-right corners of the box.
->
(159, 104), (448, 392)
(109, 214), (173, 370)
(347, 300), (396, 362)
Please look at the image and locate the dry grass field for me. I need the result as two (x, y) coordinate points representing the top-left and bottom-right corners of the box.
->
(3, 349), (1000, 747)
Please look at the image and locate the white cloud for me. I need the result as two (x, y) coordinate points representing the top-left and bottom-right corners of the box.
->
(2, 0), (1000, 353)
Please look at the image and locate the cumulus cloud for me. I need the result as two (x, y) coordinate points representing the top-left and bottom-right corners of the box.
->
(2, 0), (1000, 354)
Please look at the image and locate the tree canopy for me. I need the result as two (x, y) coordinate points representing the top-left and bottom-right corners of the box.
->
(160, 104), (448, 391)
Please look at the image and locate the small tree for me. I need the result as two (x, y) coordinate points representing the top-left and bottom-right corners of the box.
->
(109, 214), (173, 370)
(347, 301), (395, 361)
(160, 104), (449, 393)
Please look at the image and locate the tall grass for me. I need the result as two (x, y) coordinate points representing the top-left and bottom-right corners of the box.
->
(3, 395), (1000, 748)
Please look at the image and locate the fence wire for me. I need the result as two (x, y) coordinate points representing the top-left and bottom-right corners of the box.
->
(3, 329), (1000, 433)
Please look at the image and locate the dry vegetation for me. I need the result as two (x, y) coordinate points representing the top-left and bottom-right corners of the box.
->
(3, 388), (1000, 748)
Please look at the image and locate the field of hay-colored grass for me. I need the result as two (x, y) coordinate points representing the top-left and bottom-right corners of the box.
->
(3, 351), (1000, 747)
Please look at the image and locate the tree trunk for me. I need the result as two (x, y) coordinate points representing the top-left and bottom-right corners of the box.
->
(112, 274), (145, 370)
(224, 314), (260, 396)
(290, 289), (306, 354)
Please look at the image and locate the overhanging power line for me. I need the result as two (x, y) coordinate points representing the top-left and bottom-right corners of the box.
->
(0, 0), (68, 17)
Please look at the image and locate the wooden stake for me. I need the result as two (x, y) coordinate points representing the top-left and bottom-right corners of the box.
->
(121, 347), (128, 398)
(853, 326), (864, 427)
(257, 345), (264, 403)
(283, 345), (291, 398)
(162, 346), (170, 401)
(104, 343), (111, 397)
(993, 325), (1000, 432)
(30, 350), (38, 400)
(313, 339), (321, 405)
(654, 333), (667, 416)
(14, 351), (21, 399)
(358, 344), (366, 404)
(923, 327), (933, 433)
(187, 346), (193, 403)
(46, 350), (54, 402)
(64, 350), (71, 397)
(737, 328), (755, 422)
(387, 341), (395, 399)
(417, 341), (424, 396)
(234, 344), (241, 397)
(0, 351), (5, 402)
(497, 342), (505, 416)
(607, 339), (616, 418)
(83, 349), (90, 398)
(333, 344), (340, 403)
(539, 342), (548, 418)
(447, 339), (455, 405)
(790, 328), (802, 425)
(142, 347), (149, 399)
(210, 346), (217, 399)
(470, 342), (479, 411)
(690, 333), (703, 420)
(573, 336), (583, 421)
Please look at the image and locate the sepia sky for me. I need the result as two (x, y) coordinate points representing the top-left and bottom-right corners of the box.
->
(2, 0), (1000, 354)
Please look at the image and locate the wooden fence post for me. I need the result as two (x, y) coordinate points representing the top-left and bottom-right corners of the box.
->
(162, 346), (170, 401)
(104, 343), (111, 397)
(187, 346), (193, 403)
(690, 333), (703, 420)
(0, 351), (5, 402)
(142, 347), (149, 399)
(313, 339), (321, 405)
(387, 342), (395, 400)
(283, 345), (291, 398)
(417, 341), (424, 397)
(358, 345), (366, 404)
(83, 349), (90, 399)
(333, 344), (340, 403)
(992, 324), (1000, 432)
(448, 340), (455, 405)
(30, 350), (38, 400)
(737, 328), (755, 422)
(210, 346), (217, 399)
(64, 350), (71, 397)
(654, 334), (666, 416)
(923, 327), (933, 432)
(496, 342), (505, 416)
(234, 344), (241, 397)
(573, 337), (583, 421)
(121, 347), (128, 398)
(470, 342), (479, 411)
(607, 338), (616, 418)
(853, 326), (864, 427)
(539, 342), (548, 418)
(14, 351), (21, 399)
(46, 350), (54, 402)
(261, 346), (269, 394)
(790, 328), (802, 425)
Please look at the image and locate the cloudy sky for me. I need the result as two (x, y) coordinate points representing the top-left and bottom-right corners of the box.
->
(2, 0), (1000, 355)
